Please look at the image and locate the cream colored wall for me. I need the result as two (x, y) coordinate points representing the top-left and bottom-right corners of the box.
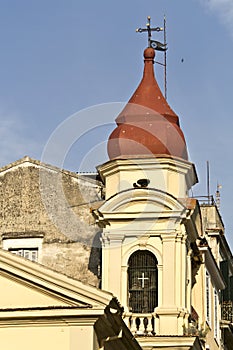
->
(98, 157), (197, 200)
(0, 248), (111, 350)
(0, 273), (70, 308)
(98, 157), (198, 337)
(192, 263), (221, 349)
(0, 322), (98, 350)
(101, 216), (190, 304)
(101, 220), (191, 335)
(192, 264), (205, 325)
(192, 205), (225, 349)
(205, 280), (221, 350)
(102, 233), (163, 307)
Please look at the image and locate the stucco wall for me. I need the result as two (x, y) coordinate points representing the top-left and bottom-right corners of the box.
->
(0, 160), (102, 286)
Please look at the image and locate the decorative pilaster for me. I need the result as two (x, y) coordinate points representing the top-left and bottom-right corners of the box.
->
(155, 232), (189, 335)
(101, 233), (125, 299)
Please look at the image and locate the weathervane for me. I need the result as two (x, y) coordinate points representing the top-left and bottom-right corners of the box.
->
(136, 16), (168, 99)
(136, 16), (167, 51)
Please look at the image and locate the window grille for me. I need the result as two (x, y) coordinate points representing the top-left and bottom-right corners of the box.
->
(206, 270), (211, 325)
(221, 301), (233, 322)
(214, 289), (218, 339)
(9, 248), (38, 262)
(128, 250), (158, 313)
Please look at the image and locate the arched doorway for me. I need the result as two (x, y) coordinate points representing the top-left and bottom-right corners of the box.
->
(128, 250), (158, 313)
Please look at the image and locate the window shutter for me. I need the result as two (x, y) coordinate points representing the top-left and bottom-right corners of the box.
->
(220, 260), (229, 301)
(230, 276), (233, 302)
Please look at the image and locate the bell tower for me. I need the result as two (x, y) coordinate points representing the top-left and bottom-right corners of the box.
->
(94, 18), (200, 337)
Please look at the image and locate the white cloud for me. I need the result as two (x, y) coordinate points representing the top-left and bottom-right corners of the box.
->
(200, 0), (233, 36)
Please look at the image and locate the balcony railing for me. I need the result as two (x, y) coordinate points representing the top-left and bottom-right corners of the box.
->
(124, 313), (155, 336)
(222, 301), (233, 323)
(192, 195), (215, 205)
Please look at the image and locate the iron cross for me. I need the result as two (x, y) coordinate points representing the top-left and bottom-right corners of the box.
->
(136, 16), (163, 48)
(138, 272), (149, 288)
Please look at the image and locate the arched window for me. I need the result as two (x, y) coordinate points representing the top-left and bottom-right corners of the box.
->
(128, 250), (158, 313)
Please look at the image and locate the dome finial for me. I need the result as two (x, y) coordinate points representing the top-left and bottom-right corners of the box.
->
(107, 20), (188, 161)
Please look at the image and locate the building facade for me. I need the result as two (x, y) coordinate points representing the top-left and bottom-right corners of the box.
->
(0, 30), (233, 350)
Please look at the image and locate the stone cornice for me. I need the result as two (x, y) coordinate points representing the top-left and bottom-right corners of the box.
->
(98, 156), (198, 188)
(138, 335), (202, 349)
(0, 307), (105, 327)
(199, 246), (226, 290)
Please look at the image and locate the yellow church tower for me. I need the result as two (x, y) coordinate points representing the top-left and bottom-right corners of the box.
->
(94, 18), (202, 347)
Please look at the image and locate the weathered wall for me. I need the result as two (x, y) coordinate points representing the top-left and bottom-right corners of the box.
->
(0, 159), (102, 286)
(200, 205), (224, 231)
(41, 242), (100, 287)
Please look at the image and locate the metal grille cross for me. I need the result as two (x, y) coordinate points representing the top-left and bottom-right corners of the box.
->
(136, 16), (163, 48)
(138, 272), (149, 288)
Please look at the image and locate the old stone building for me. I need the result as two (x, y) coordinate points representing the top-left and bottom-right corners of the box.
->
(0, 156), (102, 286)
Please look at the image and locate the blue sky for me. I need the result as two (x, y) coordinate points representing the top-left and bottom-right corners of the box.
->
(0, 0), (233, 246)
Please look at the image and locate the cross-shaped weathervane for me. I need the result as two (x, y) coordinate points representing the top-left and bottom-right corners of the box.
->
(138, 272), (149, 288)
(136, 16), (167, 51)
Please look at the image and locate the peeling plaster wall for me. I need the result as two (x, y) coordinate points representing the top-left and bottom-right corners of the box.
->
(0, 162), (102, 286)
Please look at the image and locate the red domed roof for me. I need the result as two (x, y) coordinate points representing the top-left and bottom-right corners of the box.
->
(107, 48), (188, 160)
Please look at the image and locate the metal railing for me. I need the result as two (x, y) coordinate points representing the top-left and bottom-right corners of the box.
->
(192, 195), (215, 205)
(221, 301), (233, 323)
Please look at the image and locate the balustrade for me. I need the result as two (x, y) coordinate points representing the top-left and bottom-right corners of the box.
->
(124, 313), (155, 336)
